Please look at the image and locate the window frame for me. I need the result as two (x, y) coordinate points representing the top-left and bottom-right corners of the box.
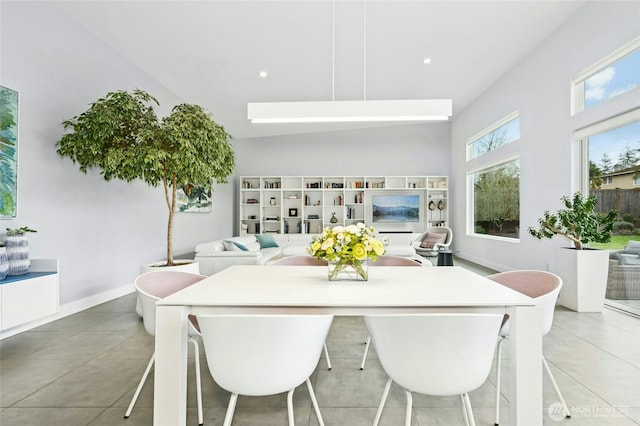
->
(466, 111), (520, 161)
(576, 108), (640, 194)
(571, 36), (640, 115)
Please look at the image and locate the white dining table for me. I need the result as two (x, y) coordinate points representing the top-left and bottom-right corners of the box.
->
(153, 265), (542, 425)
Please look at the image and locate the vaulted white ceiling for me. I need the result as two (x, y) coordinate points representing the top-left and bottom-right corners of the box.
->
(52, 0), (587, 140)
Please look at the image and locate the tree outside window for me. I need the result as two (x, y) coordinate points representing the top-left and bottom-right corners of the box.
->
(472, 159), (520, 239)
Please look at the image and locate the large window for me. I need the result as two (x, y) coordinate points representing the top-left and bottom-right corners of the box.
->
(470, 158), (520, 239)
(467, 113), (521, 240)
(577, 109), (640, 216)
(573, 37), (640, 114)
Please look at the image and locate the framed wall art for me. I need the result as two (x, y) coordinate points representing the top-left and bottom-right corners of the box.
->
(176, 184), (212, 213)
(0, 85), (18, 219)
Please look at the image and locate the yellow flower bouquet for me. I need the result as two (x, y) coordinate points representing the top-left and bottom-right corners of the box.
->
(308, 223), (386, 281)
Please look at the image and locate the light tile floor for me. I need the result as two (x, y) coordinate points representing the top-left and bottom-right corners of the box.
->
(1, 259), (639, 425)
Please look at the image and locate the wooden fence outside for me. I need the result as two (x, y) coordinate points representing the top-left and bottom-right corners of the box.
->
(591, 188), (640, 219)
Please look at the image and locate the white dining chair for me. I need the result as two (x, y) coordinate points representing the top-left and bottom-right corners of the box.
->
(365, 313), (503, 426)
(271, 255), (332, 370)
(196, 314), (333, 426)
(487, 270), (571, 425)
(359, 256), (423, 370)
(125, 271), (205, 425)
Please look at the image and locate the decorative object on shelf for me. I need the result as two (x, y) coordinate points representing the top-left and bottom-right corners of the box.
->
(270, 197), (276, 206)
(428, 201), (436, 210)
(330, 212), (338, 223)
(56, 90), (235, 268)
(0, 246), (8, 280)
(308, 223), (385, 281)
(437, 200), (445, 210)
(288, 208), (298, 217)
(4, 226), (37, 276)
(528, 192), (617, 312)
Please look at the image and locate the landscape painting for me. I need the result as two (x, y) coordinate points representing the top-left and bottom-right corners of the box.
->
(372, 194), (419, 222)
(176, 184), (212, 213)
(0, 85), (18, 219)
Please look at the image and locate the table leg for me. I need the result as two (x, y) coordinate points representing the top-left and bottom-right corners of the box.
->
(154, 305), (189, 426)
(508, 304), (543, 425)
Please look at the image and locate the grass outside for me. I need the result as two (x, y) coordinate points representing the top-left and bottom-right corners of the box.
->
(590, 234), (640, 250)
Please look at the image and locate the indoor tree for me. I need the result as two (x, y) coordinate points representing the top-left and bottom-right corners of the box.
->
(528, 192), (617, 250)
(56, 89), (235, 266)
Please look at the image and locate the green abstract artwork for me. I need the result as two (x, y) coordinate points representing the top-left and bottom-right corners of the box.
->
(0, 85), (18, 218)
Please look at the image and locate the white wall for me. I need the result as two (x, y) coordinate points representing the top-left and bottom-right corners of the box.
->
(1, 2), (235, 307)
(232, 122), (452, 233)
(0, 2), (450, 311)
(451, 1), (640, 272)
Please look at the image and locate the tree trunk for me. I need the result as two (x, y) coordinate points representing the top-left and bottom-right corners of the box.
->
(163, 176), (176, 266)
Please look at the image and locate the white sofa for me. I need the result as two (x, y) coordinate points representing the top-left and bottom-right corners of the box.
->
(194, 233), (419, 276)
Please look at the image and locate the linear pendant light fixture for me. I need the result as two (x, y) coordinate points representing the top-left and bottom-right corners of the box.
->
(247, 1), (452, 124)
(248, 99), (452, 123)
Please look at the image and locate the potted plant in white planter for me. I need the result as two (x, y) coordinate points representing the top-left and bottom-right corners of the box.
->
(528, 192), (617, 312)
(3, 226), (37, 276)
(56, 89), (235, 269)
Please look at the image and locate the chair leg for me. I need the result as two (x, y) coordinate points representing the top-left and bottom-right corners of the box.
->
(287, 389), (295, 426)
(404, 390), (413, 426)
(124, 352), (155, 418)
(306, 378), (325, 426)
(460, 394), (470, 426)
(463, 393), (476, 426)
(223, 393), (238, 426)
(542, 355), (571, 418)
(189, 338), (204, 426)
(494, 336), (506, 426)
(323, 343), (332, 370)
(373, 377), (393, 426)
(360, 335), (371, 370)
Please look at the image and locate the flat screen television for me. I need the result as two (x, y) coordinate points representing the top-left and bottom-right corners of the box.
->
(371, 194), (420, 223)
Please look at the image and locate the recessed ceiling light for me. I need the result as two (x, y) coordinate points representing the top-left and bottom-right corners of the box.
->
(423, 57), (432, 65)
(258, 70), (268, 78)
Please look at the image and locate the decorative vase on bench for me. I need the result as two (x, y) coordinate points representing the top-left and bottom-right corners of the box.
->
(5, 234), (31, 276)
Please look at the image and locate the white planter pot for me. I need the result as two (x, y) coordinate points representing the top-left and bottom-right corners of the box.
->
(135, 260), (200, 316)
(555, 247), (609, 312)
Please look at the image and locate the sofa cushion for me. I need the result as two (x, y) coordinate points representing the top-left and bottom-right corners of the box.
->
(420, 232), (447, 249)
(619, 253), (640, 265)
(223, 240), (247, 251)
(256, 234), (279, 249)
(624, 240), (640, 255)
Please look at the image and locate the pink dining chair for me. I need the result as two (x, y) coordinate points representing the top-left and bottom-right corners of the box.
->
(271, 256), (329, 266)
(487, 270), (570, 425)
(360, 256), (423, 370)
(125, 271), (206, 425)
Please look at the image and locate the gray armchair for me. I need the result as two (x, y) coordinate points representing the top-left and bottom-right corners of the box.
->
(606, 240), (640, 300)
(410, 227), (453, 259)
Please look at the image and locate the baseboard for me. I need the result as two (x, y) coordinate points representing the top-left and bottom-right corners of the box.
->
(0, 282), (135, 340)
(453, 251), (508, 273)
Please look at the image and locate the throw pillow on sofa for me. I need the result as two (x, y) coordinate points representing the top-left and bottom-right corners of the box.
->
(256, 234), (279, 249)
(223, 240), (248, 251)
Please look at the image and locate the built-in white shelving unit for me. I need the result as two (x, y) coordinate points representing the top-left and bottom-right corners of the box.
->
(239, 176), (448, 235)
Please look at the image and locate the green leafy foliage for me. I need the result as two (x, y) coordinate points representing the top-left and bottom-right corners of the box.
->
(528, 192), (617, 250)
(56, 90), (235, 265)
(6, 226), (37, 236)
